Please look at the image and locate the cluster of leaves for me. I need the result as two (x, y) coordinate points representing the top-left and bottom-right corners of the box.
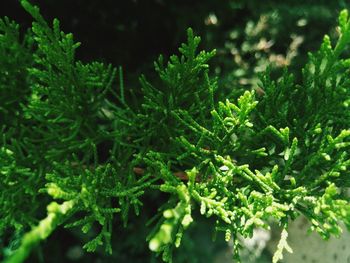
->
(134, 8), (350, 263)
(1, 1), (154, 261)
(136, 29), (217, 153)
(0, 17), (32, 131)
(1, 1), (350, 263)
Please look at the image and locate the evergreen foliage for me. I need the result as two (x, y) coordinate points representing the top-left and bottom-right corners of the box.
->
(1, 1), (350, 263)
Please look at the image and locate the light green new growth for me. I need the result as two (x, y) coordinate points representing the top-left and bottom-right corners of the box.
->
(4, 200), (76, 263)
(1, 1), (350, 263)
(272, 228), (292, 263)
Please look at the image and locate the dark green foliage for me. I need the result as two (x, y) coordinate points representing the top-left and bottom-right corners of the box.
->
(1, 1), (350, 263)
(137, 29), (216, 153)
(21, 0), (117, 164)
(0, 16), (32, 129)
(0, 146), (38, 237)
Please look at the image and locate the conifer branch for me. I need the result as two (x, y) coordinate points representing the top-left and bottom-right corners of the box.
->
(4, 200), (76, 263)
(1, 2), (350, 262)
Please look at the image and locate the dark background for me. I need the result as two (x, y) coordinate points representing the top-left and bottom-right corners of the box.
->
(0, 0), (227, 72)
(1, 0), (346, 75)
(1, 0), (347, 82)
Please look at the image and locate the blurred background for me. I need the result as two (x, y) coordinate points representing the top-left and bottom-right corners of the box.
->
(1, 0), (348, 82)
(0, 0), (349, 262)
